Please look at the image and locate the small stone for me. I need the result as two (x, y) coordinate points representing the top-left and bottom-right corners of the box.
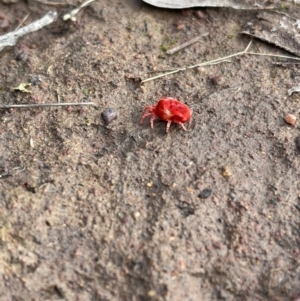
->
(29, 74), (43, 86)
(33, 234), (42, 245)
(183, 160), (189, 166)
(183, 160), (192, 167)
(148, 290), (155, 297)
(295, 136), (300, 152)
(294, 202), (300, 211)
(133, 212), (140, 220)
(53, 285), (65, 298)
(16, 51), (25, 61)
(101, 108), (117, 125)
(285, 114), (296, 125)
(194, 10), (206, 19)
(198, 188), (212, 198)
(222, 166), (232, 178)
(210, 75), (221, 85)
(212, 241), (222, 249)
(173, 20), (185, 31)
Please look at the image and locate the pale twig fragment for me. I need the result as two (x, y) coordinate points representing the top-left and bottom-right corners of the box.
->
(166, 33), (208, 55)
(0, 11), (57, 51)
(142, 41), (253, 83)
(31, 0), (70, 7)
(63, 0), (96, 21)
(30, 137), (34, 148)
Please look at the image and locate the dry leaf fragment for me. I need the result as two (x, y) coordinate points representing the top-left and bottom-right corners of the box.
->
(242, 12), (300, 57)
(13, 83), (31, 93)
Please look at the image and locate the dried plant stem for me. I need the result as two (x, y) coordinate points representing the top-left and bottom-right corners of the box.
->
(31, 0), (70, 7)
(0, 102), (96, 109)
(63, 0), (96, 21)
(15, 13), (30, 31)
(141, 40), (300, 84)
(166, 34), (208, 55)
(245, 52), (300, 60)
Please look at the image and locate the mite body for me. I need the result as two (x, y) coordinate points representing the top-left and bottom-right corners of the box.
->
(140, 97), (192, 132)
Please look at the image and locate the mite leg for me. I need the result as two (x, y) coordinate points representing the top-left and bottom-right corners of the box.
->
(166, 120), (172, 132)
(142, 106), (150, 115)
(179, 122), (187, 131)
(140, 112), (153, 124)
(150, 115), (156, 129)
(173, 120), (187, 131)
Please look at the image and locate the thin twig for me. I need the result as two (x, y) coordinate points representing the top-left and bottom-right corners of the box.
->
(272, 62), (300, 66)
(141, 41), (300, 84)
(147, 59), (231, 73)
(63, 0), (96, 21)
(147, 68), (182, 73)
(0, 11), (57, 51)
(245, 52), (300, 60)
(244, 40), (253, 52)
(15, 13), (30, 31)
(0, 102), (96, 109)
(166, 34), (208, 55)
(31, 0), (70, 7)
(142, 41), (252, 83)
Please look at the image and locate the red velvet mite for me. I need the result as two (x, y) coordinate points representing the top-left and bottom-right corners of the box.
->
(140, 97), (192, 132)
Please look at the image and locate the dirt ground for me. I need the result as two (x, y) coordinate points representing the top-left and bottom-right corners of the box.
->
(0, 0), (300, 300)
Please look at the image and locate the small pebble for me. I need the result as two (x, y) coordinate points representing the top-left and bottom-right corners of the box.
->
(16, 51), (25, 61)
(147, 290), (155, 297)
(295, 136), (300, 152)
(133, 211), (140, 220)
(210, 75), (221, 85)
(198, 188), (212, 198)
(30, 74), (43, 85)
(222, 166), (232, 178)
(212, 241), (222, 249)
(101, 108), (117, 125)
(194, 10), (206, 19)
(173, 20), (185, 31)
(285, 114), (296, 125)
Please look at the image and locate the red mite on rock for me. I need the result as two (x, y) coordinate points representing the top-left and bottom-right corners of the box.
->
(140, 97), (192, 132)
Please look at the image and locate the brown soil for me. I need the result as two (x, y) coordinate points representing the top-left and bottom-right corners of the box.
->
(0, 1), (300, 300)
